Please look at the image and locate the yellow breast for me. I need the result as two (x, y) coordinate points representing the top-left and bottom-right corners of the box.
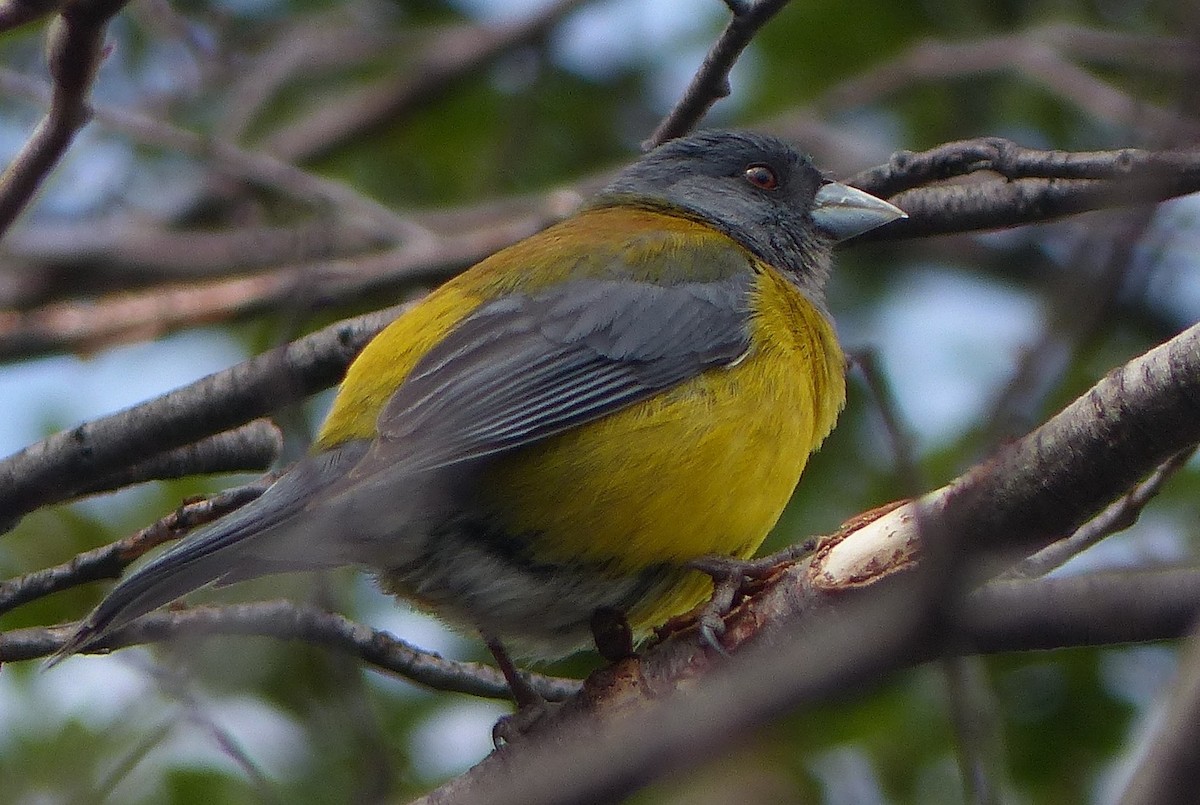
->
(478, 263), (845, 630)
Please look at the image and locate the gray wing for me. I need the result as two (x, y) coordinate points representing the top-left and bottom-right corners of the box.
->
(369, 273), (755, 473)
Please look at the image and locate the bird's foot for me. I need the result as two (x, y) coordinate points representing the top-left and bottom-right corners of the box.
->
(686, 540), (818, 654)
(484, 634), (561, 746)
(491, 697), (561, 747)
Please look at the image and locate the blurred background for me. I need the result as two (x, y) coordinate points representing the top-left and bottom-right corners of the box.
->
(2, 0), (1199, 802)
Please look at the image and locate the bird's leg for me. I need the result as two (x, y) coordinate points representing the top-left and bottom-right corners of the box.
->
(485, 634), (557, 746)
(485, 635), (542, 709)
(686, 540), (818, 654)
(590, 607), (635, 662)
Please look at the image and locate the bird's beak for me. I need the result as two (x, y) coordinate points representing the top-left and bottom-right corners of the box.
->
(811, 182), (906, 242)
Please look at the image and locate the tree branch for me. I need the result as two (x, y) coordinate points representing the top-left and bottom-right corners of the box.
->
(2, 145), (1196, 526)
(1115, 620), (1200, 805)
(6, 140), (1199, 364)
(70, 419), (282, 499)
(814, 32), (1198, 139)
(2, 602), (581, 702)
(414, 321), (1200, 803)
(647, 0), (792, 147)
(852, 138), (1200, 198)
(0, 305), (407, 528)
(0, 219), (382, 282)
(0, 478), (272, 614)
(0, 67), (435, 245)
(1006, 448), (1196, 579)
(0, 0), (131, 238)
(962, 568), (1200, 652)
(264, 0), (593, 163)
(0, 0), (64, 31)
(848, 140), (1200, 245)
(0, 214), (547, 362)
(869, 174), (1200, 240)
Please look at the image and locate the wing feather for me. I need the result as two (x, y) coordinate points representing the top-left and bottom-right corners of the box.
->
(369, 272), (755, 474)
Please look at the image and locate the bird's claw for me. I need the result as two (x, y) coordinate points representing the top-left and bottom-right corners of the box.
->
(687, 544), (816, 655)
(686, 555), (754, 656)
(492, 698), (560, 748)
(697, 610), (730, 657)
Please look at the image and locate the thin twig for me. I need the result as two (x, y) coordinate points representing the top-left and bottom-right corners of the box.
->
(90, 718), (175, 803)
(6, 602), (581, 701)
(147, 661), (284, 805)
(758, 25), (1198, 174)
(263, 0), (593, 163)
(941, 656), (1006, 805)
(0, 67), (434, 245)
(816, 34), (1196, 140)
(1035, 23), (1200, 72)
(1114, 620), (1200, 805)
(981, 206), (1154, 443)
(307, 578), (398, 800)
(0, 478), (273, 614)
(1, 218), (382, 280)
(215, 13), (398, 143)
(647, 0), (792, 147)
(0, 0), (131, 238)
(850, 349), (922, 495)
(1004, 448), (1197, 579)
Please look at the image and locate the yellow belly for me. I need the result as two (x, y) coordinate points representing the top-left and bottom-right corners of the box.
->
(478, 265), (845, 633)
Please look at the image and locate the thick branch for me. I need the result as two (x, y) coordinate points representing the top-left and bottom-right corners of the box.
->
(419, 322), (1200, 803)
(1006, 448), (1195, 579)
(962, 568), (1200, 651)
(937, 322), (1200, 560)
(0, 305), (407, 528)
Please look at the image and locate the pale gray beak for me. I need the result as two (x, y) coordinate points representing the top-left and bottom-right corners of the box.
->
(811, 182), (906, 242)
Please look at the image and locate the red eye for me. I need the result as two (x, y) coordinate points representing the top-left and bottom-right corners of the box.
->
(744, 164), (778, 190)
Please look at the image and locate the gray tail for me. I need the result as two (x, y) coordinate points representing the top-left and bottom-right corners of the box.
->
(51, 538), (254, 662)
(50, 441), (370, 664)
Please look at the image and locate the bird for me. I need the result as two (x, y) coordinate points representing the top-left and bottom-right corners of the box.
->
(54, 130), (904, 704)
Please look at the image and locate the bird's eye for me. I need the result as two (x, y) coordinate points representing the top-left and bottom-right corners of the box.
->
(744, 164), (778, 190)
